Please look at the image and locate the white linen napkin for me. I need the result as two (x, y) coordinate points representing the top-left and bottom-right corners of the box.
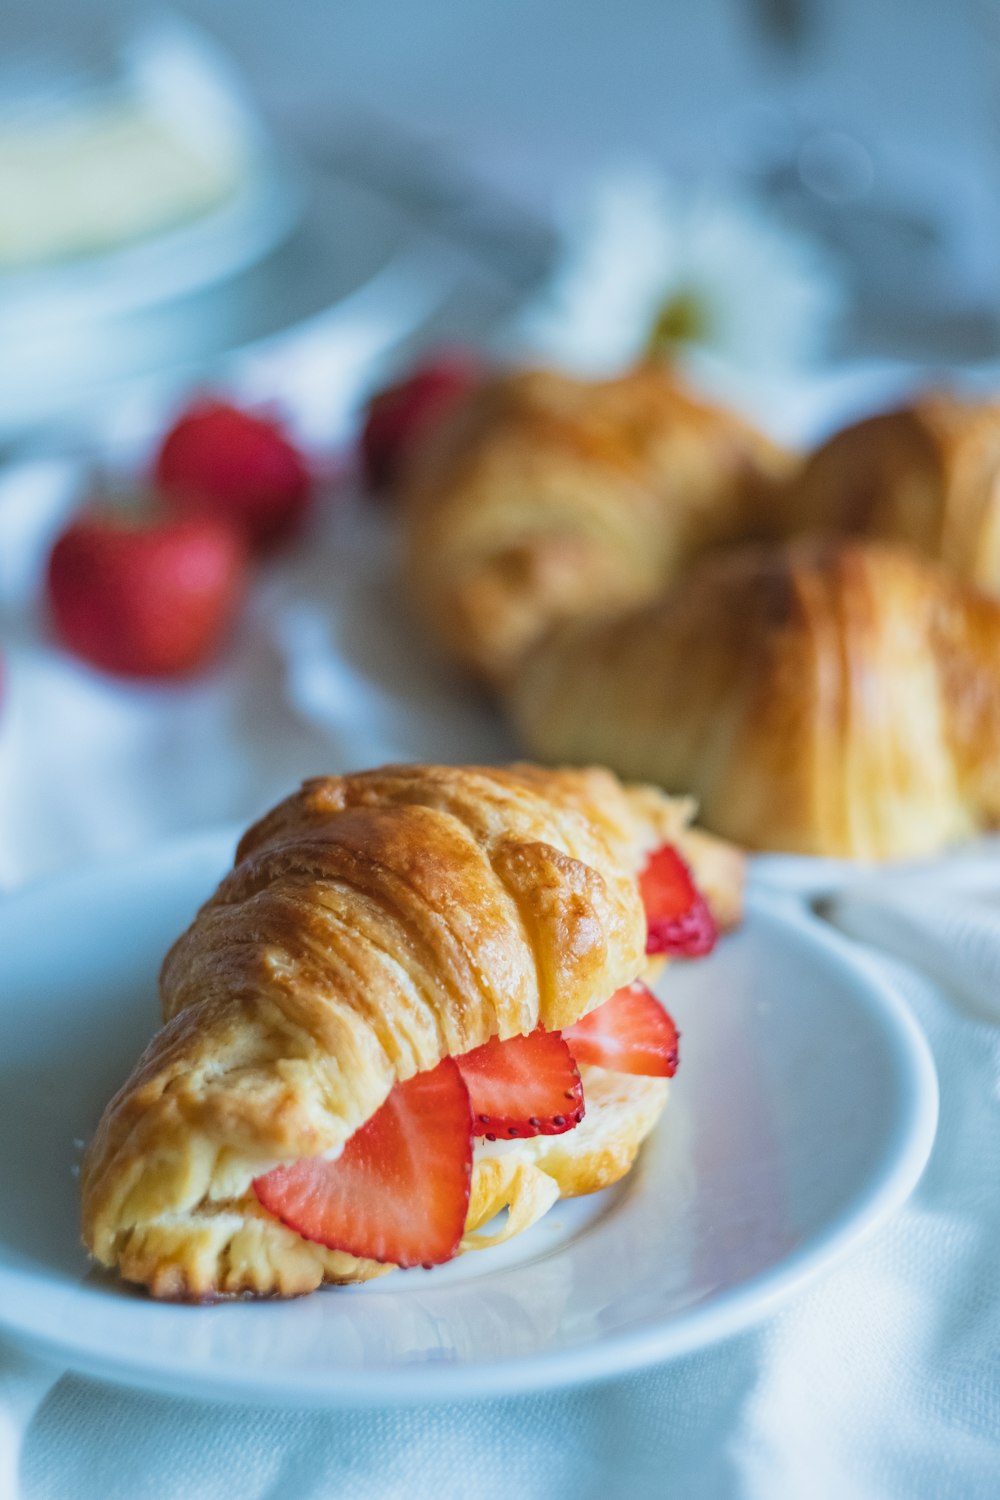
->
(5, 859), (1000, 1500)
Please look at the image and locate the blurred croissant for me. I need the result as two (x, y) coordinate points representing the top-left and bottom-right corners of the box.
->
(510, 541), (1000, 860)
(82, 762), (740, 1299)
(401, 362), (792, 683)
(783, 394), (1000, 589)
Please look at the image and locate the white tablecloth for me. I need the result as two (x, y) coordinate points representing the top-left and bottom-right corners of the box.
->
(3, 334), (1000, 1499)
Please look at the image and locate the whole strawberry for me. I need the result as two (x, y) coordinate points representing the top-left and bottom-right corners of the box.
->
(47, 508), (246, 677)
(155, 399), (310, 551)
(360, 352), (482, 493)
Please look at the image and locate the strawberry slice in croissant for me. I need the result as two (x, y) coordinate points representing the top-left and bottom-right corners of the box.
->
(81, 763), (741, 1299)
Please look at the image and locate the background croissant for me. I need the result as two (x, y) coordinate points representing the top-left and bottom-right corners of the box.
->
(510, 540), (1000, 861)
(782, 394), (1000, 590)
(82, 763), (736, 1300)
(401, 362), (792, 683)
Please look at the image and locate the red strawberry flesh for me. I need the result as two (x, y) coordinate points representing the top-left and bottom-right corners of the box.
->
(253, 1056), (473, 1268)
(641, 844), (717, 957)
(564, 982), (679, 1077)
(456, 1029), (584, 1139)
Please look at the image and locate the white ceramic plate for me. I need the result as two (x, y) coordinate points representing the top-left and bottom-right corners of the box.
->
(0, 142), (303, 335)
(0, 833), (937, 1407)
(0, 171), (444, 444)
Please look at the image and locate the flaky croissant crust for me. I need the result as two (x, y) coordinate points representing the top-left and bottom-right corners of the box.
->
(81, 763), (694, 1298)
(402, 363), (792, 683)
(511, 541), (1000, 861)
(784, 394), (1000, 591)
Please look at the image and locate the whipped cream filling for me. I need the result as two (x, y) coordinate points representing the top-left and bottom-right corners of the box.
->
(473, 1132), (551, 1165)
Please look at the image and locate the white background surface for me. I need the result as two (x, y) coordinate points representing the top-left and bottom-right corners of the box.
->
(175, 0), (994, 214)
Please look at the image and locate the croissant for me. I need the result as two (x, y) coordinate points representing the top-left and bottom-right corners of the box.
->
(510, 541), (1000, 861)
(81, 762), (740, 1299)
(783, 394), (1000, 589)
(401, 362), (792, 683)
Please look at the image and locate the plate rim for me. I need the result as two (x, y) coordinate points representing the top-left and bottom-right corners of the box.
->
(0, 832), (939, 1407)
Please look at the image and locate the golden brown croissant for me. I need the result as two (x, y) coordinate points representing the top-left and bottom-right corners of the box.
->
(510, 541), (1000, 861)
(783, 394), (1000, 589)
(401, 362), (792, 683)
(82, 763), (739, 1299)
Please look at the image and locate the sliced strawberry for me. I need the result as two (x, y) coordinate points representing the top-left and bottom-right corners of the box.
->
(640, 844), (717, 957)
(253, 1057), (472, 1268)
(456, 1030), (584, 1139)
(564, 982), (679, 1077)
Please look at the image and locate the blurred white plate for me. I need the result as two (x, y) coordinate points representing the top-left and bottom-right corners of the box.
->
(0, 170), (454, 445)
(0, 8), (307, 333)
(0, 139), (304, 334)
(0, 833), (937, 1406)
